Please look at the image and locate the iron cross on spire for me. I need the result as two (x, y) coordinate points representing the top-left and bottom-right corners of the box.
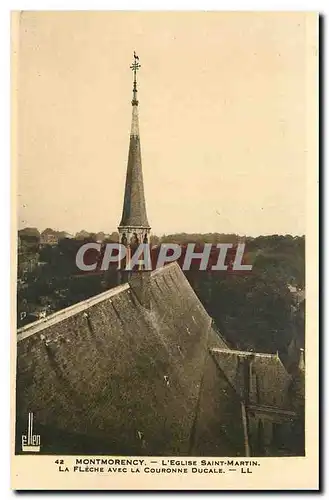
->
(130, 52), (141, 106)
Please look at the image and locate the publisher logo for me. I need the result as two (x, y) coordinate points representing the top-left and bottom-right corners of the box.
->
(21, 412), (40, 452)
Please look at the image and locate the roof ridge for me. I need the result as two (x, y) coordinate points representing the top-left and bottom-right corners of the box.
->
(211, 347), (278, 359)
(210, 347), (291, 378)
(17, 263), (181, 342)
(17, 282), (129, 342)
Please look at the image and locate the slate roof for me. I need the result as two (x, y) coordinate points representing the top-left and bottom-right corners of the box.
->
(210, 348), (292, 410)
(15, 263), (298, 456)
(16, 263), (237, 455)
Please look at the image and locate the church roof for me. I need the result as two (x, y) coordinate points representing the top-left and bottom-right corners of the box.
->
(210, 348), (292, 410)
(16, 262), (299, 455)
(16, 263), (240, 455)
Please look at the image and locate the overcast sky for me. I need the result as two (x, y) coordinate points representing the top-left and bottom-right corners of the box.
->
(15, 11), (316, 236)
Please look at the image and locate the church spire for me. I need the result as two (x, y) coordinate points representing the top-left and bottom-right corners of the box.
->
(118, 52), (150, 231)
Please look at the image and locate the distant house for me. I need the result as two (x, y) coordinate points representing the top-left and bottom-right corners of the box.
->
(18, 228), (40, 251)
(57, 231), (73, 240)
(75, 230), (92, 240)
(40, 228), (59, 246)
(95, 232), (106, 243)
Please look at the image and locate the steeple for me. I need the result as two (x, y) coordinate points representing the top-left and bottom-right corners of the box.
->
(119, 52), (150, 231)
(117, 53), (151, 280)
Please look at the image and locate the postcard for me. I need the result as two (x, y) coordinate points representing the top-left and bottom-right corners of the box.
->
(11, 11), (319, 490)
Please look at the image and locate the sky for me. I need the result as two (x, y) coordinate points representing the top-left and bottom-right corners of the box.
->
(15, 11), (316, 236)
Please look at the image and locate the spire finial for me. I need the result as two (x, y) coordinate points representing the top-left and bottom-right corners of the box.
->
(130, 52), (141, 106)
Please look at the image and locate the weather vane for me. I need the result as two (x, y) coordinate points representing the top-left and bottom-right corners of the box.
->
(130, 52), (141, 106)
(130, 51), (141, 72)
